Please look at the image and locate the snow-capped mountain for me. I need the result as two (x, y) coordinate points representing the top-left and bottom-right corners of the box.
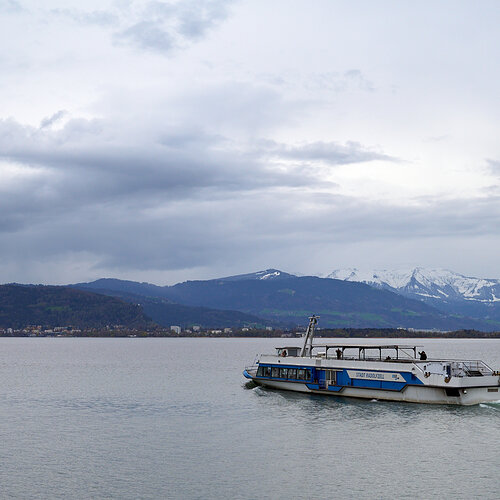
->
(327, 267), (500, 304)
(216, 269), (296, 282)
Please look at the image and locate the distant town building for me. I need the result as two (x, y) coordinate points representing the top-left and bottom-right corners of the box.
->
(192, 325), (201, 332)
(265, 326), (273, 331)
(170, 325), (181, 334)
(241, 327), (249, 332)
(224, 328), (232, 334)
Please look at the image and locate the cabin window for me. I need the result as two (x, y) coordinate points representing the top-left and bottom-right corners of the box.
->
(296, 368), (310, 381)
(288, 368), (297, 379)
(280, 368), (288, 379)
(271, 367), (280, 378)
(257, 366), (271, 377)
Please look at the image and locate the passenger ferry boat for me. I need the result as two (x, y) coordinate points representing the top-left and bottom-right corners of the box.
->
(243, 316), (500, 405)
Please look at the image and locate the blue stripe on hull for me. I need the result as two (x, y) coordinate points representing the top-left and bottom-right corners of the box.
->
(254, 364), (424, 392)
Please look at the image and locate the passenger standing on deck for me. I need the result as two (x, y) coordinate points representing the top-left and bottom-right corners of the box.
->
(419, 350), (427, 360)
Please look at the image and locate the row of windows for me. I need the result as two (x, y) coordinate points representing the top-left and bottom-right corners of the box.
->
(257, 365), (311, 381)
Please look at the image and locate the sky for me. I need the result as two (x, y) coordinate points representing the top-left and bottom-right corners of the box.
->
(1, 0), (500, 285)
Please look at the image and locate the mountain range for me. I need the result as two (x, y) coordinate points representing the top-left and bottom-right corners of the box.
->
(327, 267), (500, 323)
(2, 268), (500, 331)
(70, 268), (500, 331)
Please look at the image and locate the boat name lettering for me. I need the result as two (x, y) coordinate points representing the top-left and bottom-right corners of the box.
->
(346, 370), (406, 382)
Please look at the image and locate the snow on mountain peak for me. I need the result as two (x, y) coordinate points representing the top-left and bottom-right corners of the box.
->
(327, 267), (500, 303)
(257, 270), (282, 280)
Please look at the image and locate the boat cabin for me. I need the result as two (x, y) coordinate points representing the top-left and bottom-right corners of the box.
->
(276, 347), (301, 357)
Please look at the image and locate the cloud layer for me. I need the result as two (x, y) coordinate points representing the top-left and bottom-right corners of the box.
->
(1, 1), (500, 284)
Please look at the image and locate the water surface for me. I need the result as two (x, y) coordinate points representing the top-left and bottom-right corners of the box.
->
(0, 337), (498, 499)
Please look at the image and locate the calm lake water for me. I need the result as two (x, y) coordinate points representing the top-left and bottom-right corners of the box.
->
(0, 337), (498, 499)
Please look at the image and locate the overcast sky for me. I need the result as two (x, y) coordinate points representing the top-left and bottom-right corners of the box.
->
(1, 0), (500, 285)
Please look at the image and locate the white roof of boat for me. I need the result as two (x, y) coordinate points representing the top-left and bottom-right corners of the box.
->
(312, 344), (424, 349)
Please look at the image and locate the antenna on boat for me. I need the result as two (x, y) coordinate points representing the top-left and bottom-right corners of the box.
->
(300, 315), (319, 357)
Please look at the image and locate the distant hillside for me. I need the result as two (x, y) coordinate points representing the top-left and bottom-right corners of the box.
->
(74, 278), (170, 298)
(72, 272), (500, 330)
(164, 275), (496, 329)
(73, 269), (293, 296)
(0, 284), (151, 329)
(72, 287), (271, 328)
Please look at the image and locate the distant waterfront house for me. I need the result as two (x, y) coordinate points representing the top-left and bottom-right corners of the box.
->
(170, 325), (181, 334)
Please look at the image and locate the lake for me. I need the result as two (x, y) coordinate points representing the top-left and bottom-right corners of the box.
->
(0, 337), (499, 499)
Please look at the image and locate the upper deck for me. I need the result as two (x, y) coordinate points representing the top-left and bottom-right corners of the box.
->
(260, 316), (499, 379)
(267, 343), (497, 377)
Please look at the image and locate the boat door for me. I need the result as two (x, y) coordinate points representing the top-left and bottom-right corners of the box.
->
(316, 369), (325, 389)
(325, 370), (337, 387)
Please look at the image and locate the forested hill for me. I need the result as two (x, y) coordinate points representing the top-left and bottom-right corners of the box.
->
(0, 284), (151, 329)
(73, 273), (500, 331)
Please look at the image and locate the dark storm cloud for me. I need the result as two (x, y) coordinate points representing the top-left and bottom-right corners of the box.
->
(3, 184), (500, 279)
(1, 106), (389, 219)
(0, 111), (333, 245)
(0, 93), (401, 279)
(3, 96), (493, 280)
(2, 113), (499, 281)
(0, 116), (311, 195)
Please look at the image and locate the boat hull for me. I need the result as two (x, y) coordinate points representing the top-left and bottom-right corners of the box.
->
(250, 377), (499, 405)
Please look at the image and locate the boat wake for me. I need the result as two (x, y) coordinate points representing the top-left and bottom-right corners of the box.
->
(479, 400), (500, 410)
(252, 386), (273, 397)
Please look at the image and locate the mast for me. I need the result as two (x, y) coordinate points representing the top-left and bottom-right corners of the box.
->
(300, 315), (319, 357)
